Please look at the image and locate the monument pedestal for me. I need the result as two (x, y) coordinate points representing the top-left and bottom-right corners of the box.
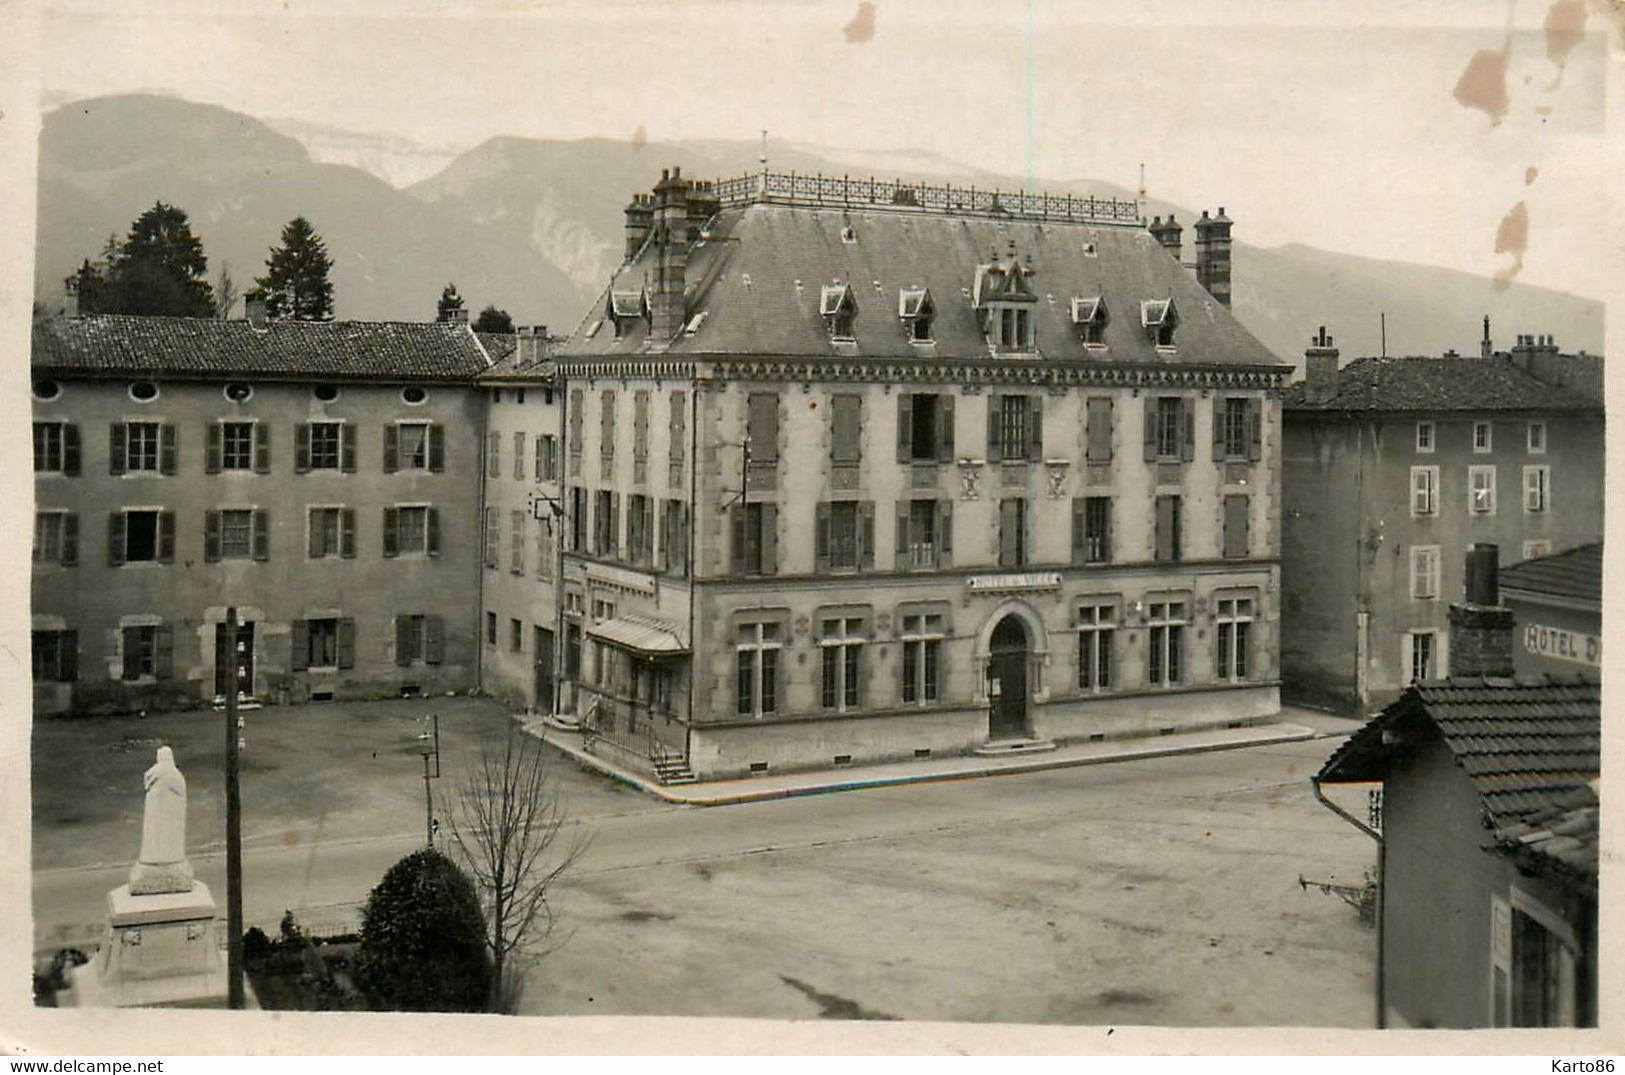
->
(62, 881), (234, 1008)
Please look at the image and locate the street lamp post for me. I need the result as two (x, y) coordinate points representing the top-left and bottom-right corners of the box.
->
(417, 713), (440, 847)
(223, 606), (245, 1009)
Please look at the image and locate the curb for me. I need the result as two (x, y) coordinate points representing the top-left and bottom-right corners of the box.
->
(538, 723), (1319, 808)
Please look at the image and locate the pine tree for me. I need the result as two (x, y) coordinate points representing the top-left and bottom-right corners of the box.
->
(472, 305), (514, 333)
(256, 216), (335, 321)
(108, 202), (216, 316)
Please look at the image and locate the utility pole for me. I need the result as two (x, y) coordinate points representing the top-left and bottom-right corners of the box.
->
(224, 606), (245, 1009)
(417, 713), (440, 847)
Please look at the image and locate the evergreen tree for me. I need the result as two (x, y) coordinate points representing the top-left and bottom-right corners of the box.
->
(472, 305), (514, 334)
(353, 848), (491, 1012)
(105, 202), (215, 316)
(256, 216), (334, 321)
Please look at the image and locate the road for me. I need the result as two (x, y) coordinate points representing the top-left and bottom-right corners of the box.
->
(35, 733), (1378, 1024)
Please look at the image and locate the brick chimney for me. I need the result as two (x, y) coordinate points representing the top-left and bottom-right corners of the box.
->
(244, 288), (268, 330)
(1448, 544), (1515, 678)
(624, 192), (654, 261)
(1303, 326), (1339, 404)
(1148, 214), (1183, 260)
(62, 275), (80, 318)
(1480, 315), (1492, 358)
(648, 166), (690, 345)
(1193, 207), (1232, 307)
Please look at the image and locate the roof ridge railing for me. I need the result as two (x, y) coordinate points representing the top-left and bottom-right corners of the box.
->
(711, 171), (1141, 226)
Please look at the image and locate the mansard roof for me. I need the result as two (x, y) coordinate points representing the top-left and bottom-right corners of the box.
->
(33, 314), (491, 382)
(1282, 355), (1600, 414)
(557, 198), (1284, 368)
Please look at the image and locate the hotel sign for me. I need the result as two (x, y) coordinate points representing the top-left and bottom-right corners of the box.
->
(966, 571), (1062, 593)
(1523, 623), (1601, 667)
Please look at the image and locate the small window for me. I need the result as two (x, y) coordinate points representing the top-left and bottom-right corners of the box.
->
(840, 225), (858, 244)
(402, 386), (428, 405)
(1408, 631), (1437, 682)
(314, 384), (340, 402)
(32, 379), (60, 401)
(1410, 466), (1439, 517)
(1410, 545), (1441, 599)
(1140, 299), (1178, 348)
(224, 383), (253, 403)
(486, 611), (498, 645)
(1527, 421), (1547, 454)
(1469, 464), (1497, 515)
(1473, 420), (1493, 453)
(1071, 296), (1108, 346)
(1523, 465), (1550, 513)
(1415, 422), (1435, 453)
(1522, 540), (1552, 560)
(129, 381), (159, 402)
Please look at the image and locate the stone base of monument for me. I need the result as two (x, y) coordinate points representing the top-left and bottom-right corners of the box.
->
(62, 881), (244, 1009)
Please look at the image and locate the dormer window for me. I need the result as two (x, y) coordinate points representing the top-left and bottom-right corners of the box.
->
(1141, 298), (1178, 349)
(972, 256), (1038, 354)
(898, 287), (935, 343)
(607, 289), (648, 340)
(1071, 296), (1108, 346)
(820, 283), (858, 340)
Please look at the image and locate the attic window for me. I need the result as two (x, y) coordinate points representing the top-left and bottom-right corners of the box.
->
(607, 289), (647, 340)
(1071, 297), (1108, 346)
(841, 226), (858, 244)
(314, 384), (340, 402)
(1082, 242), (1098, 257)
(223, 382), (253, 403)
(1141, 299), (1178, 349)
(820, 283), (858, 341)
(897, 287), (935, 343)
(972, 256), (1037, 353)
(129, 381), (159, 402)
(684, 311), (708, 337)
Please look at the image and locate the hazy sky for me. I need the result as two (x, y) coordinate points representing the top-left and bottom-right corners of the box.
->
(23, 0), (1618, 298)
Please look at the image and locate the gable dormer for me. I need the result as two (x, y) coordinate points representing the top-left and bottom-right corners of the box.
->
(1071, 296), (1108, 347)
(972, 255), (1037, 353)
(1141, 297), (1178, 350)
(820, 283), (858, 340)
(898, 287), (936, 343)
(607, 288), (648, 339)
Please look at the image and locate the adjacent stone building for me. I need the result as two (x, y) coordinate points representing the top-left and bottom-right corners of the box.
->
(545, 167), (1292, 780)
(1281, 329), (1604, 714)
(1499, 542), (1602, 679)
(30, 299), (491, 714)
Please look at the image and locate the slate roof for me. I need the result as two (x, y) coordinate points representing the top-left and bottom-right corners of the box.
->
(476, 331), (518, 365)
(557, 200), (1285, 368)
(1490, 783), (1600, 879)
(1317, 674), (1600, 880)
(1282, 356), (1599, 414)
(1499, 543), (1602, 607)
(477, 332), (561, 382)
(33, 315), (490, 382)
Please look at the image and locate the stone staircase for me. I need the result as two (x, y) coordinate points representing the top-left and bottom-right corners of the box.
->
(972, 736), (1057, 757)
(650, 746), (697, 786)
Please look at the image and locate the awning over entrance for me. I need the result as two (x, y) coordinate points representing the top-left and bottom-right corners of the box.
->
(586, 614), (689, 657)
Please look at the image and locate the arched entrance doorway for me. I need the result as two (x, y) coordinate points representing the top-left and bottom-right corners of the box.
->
(987, 614), (1030, 739)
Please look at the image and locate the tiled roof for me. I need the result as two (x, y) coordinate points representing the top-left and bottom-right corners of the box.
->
(1317, 675), (1600, 859)
(1283, 355), (1599, 413)
(1499, 543), (1602, 606)
(1490, 783), (1599, 879)
(556, 200), (1285, 368)
(478, 333), (561, 382)
(32, 315), (490, 381)
(476, 331), (518, 365)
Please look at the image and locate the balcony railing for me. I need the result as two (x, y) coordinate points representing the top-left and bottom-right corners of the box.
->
(712, 171), (1141, 226)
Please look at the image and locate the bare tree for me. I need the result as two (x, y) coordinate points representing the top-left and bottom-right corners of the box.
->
(214, 262), (240, 320)
(446, 724), (589, 1013)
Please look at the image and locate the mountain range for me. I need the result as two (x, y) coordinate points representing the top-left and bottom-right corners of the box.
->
(35, 94), (1604, 368)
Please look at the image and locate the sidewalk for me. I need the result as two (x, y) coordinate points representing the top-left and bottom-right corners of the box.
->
(529, 704), (1361, 807)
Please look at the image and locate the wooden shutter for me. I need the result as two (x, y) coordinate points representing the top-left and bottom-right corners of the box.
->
(814, 502), (830, 573)
(383, 425), (399, 472)
(999, 499), (1020, 566)
(986, 395), (1002, 462)
(895, 501), (910, 562)
(337, 618), (356, 669)
(1071, 498), (1086, 566)
(308, 511), (323, 558)
(1087, 398), (1113, 462)
(608, 495), (620, 556)
(1212, 396), (1229, 461)
(938, 395), (956, 462)
(1142, 397), (1158, 461)
(252, 510), (269, 561)
(121, 627), (140, 680)
(61, 513), (79, 566)
(204, 510), (222, 562)
(295, 423), (310, 472)
(341, 509), (357, 558)
(158, 512), (175, 563)
(729, 506), (746, 574)
(108, 512), (126, 566)
(760, 504), (778, 575)
(206, 424), (222, 473)
(160, 424), (177, 474)
(424, 616), (445, 664)
(938, 499), (953, 568)
(1247, 399), (1262, 461)
(748, 392), (779, 463)
(109, 423), (127, 475)
(340, 424), (356, 472)
(154, 625), (174, 679)
(1181, 400), (1196, 462)
(1224, 495), (1250, 558)
(63, 424), (81, 475)
(290, 620), (310, 672)
(1029, 397), (1044, 460)
(896, 393), (913, 462)
(395, 616), (413, 666)
(429, 424), (445, 472)
(859, 501), (875, 569)
(427, 508), (440, 556)
(60, 630), (78, 682)
(253, 423), (270, 474)
(1171, 497), (1182, 559)
(382, 507), (399, 557)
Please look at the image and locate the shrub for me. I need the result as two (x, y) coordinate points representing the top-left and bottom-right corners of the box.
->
(352, 848), (491, 1012)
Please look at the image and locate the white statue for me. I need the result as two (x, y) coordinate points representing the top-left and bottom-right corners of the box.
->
(129, 746), (194, 895)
